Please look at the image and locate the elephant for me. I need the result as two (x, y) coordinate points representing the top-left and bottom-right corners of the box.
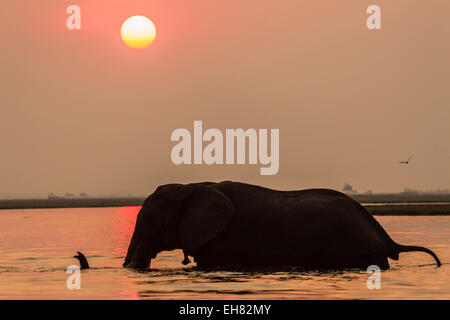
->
(123, 181), (441, 270)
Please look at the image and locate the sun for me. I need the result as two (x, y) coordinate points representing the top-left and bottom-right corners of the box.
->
(120, 15), (156, 49)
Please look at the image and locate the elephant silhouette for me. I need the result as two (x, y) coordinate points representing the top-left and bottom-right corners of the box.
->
(123, 181), (441, 270)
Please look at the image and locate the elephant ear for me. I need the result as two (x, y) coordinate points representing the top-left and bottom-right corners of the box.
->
(179, 186), (234, 255)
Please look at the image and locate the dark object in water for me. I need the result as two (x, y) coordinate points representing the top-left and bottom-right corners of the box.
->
(74, 251), (90, 269)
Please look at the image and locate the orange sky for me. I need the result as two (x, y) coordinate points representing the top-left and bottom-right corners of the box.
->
(0, 0), (449, 197)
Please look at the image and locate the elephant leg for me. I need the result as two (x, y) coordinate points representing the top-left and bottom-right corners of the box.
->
(181, 250), (191, 265)
(368, 256), (390, 270)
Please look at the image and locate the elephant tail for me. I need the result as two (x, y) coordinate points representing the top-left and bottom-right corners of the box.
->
(395, 244), (441, 267)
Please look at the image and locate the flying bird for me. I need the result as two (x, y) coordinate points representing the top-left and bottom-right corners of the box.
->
(399, 156), (412, 164)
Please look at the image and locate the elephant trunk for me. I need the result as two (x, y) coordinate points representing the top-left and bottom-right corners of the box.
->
(123, 234), (156, 269)
(123, 258), (151, 268)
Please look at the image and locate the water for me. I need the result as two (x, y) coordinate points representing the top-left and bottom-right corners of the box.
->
(0, 207), (448, 299)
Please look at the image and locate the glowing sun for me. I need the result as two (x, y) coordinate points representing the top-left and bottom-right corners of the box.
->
(120, 15), (156, 49)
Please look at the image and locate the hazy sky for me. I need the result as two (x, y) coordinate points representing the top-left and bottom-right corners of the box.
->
(1, 0), (449, 198)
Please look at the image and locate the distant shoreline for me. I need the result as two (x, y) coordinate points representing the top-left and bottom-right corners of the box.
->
(0, 198), (145, 210)
(1, 194), (450, 215)
(353, 193), (450, 215)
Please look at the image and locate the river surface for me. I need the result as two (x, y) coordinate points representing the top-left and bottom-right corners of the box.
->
(0, 207), (448, 299)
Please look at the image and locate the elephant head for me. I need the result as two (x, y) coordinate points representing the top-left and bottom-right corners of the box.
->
(123, 183), (234, 268)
